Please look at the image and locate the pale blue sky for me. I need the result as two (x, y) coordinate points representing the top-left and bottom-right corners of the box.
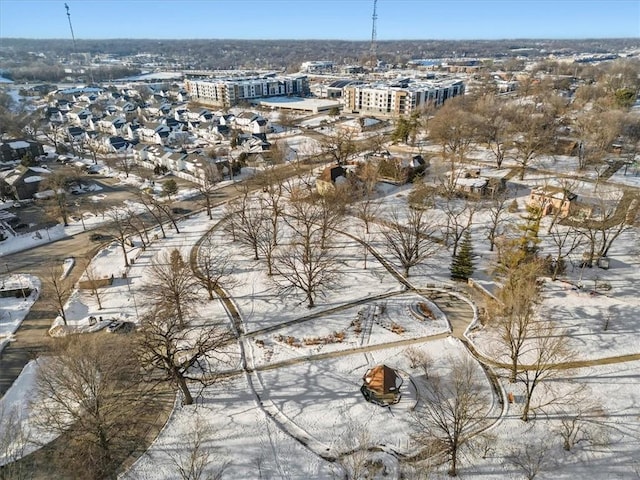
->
(0, 0), (638, 40)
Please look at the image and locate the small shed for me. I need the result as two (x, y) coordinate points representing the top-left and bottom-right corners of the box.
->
(361, 364), (403, 406)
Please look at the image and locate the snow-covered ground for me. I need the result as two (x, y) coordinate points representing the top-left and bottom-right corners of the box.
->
(2, 145), (640, 478)
(0, 274), (40, 353)
(0, 360), (57, 466)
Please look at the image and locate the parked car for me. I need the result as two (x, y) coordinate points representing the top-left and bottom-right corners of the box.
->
(89, 232), (106, 242)
(171, 207), (191, 215)
(105, 321), (123, 333)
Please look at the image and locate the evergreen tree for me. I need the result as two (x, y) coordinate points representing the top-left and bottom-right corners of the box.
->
(450, 229), (474, 280)
(518, 204), (542, 257)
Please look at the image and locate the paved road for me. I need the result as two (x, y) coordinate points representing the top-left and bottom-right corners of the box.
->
(0, 231), (101, 396)
(0, 158), (326, 399)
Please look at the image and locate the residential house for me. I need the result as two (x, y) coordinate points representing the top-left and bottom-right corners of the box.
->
(96, 116), (127, 136)
(0, 140), (44, 162)
(529, 185), (578, 218)
(369, 152), (427, 184)
(138, 122), (170, 145)
(65, 106), (93, 128)
(105, 136), (130, 153)
(45, 106), (64, 124)
(67, 126), (87, 145)
(232, 112), (270, 134)
(219, 114), (235, 127)
(0, 166), (51, 200)
(238, 134), (270, 153)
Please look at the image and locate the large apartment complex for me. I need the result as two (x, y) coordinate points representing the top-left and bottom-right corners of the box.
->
(342, 78), (465, 116)
(185, 75), (309, 107)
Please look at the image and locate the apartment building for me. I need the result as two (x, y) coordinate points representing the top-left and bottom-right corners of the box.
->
(185, 75), (309, 107)
(342, 78), (465, 116)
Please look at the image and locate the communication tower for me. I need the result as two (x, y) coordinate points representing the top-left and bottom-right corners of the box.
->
(64, 3), (77, 53)
(370, 0), (378, 69)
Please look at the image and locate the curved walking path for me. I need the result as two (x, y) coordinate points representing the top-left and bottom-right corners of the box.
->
(188, 217), (500, 467)
(189, 209), (640, 472)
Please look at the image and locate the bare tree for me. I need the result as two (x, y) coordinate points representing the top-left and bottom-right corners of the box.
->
(474, 94), (510, 168)
(33, 334), (157, 480)
(518, 320), (572, 422)
(226, 191), (266, 261)
(573, 108), (623, 171)
(620, 114), (640, 175)
(441, 198), (477, 258)
(428, 98), (480, 192)
(381, 208), (440, 277)
(105, 207), (133, 267)
(136, 305), (234, 406)
(318, 129), (360, 165)
(40, 120), (65, 154)
(79, 136), (102, 164)
(353, 196), (380, 235)
(196, 162), (222, 220)
(332, 418), (377, 480)
(40, 172), (71, 226)
(274, 198), (343, 308)
(103, 150), (135, 178)
(574, 189), (633, 265)
(273, 239), (341, 309)
(485, 191), (510, 252)
(412, 356), (488, 477)
(196, 235), (239, 300)
(507, 438), (551, 480)
(316, 191), (347, 250)
(546, 223), (583, 281)
(0, 404), (32, 480)
(42, 261), (73, 325)
(150, 195), (181, 234)
(81, 258), (105, 310)
(256, 211), (279, 276)
(125, 205), (149, 249)
(554, 404), (608, 452)
(507, 104), (555, 180)
(137, 190), (167, 239)
(404, 346), (432, 379)
(141, 249), (201, 328)
(489, 257), (544, 383)
(254, 166), (288, 246)
(167, 415), (227, 480)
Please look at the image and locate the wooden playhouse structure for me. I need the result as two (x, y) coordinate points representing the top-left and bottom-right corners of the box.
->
(360, 364), (403, 406)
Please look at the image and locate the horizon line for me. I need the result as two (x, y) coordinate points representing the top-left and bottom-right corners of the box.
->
(1, 36), (638, 42)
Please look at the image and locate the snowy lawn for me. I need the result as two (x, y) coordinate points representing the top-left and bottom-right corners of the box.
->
(457, 361), (640, 479)
(0, 360), (57, 466)
(248, 291), (449, 368)
(0, 275), (40, 353)
(126, 338), (493, 480)
(207, 226), (403, 334)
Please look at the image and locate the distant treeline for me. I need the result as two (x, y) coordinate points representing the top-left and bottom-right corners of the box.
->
(0, 38), (637, 78)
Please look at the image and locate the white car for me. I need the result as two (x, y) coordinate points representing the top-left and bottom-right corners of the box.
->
(105, 321), (123, 333)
